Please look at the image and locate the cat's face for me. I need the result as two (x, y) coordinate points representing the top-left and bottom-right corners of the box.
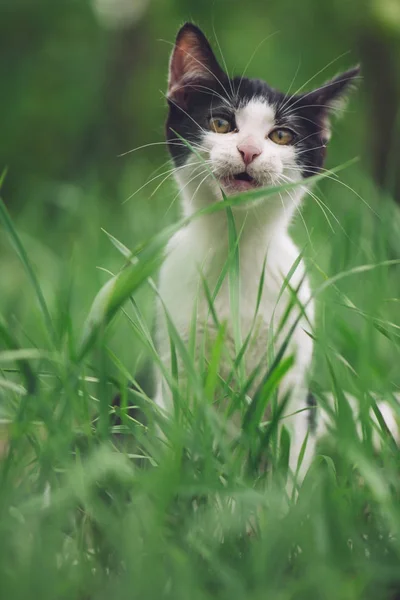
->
(166, 23), (359, 207)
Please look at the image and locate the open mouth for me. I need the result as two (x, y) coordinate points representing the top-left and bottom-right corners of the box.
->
(220, 171), (260, 193)
(233, 172), (255, 183)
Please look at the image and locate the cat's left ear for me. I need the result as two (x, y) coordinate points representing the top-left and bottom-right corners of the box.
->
(167, 23), (227, 106)
(302, 65), (361, 140)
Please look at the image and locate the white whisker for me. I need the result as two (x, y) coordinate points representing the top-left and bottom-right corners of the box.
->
(150, 162), (212, 200)
(279, 51), (351, 114)
(282, 102), (355, 117)
(122, 160), (208, 204)
(211, 21), (235, 101)
(164, 167), (211, 216)
(280, 176), (313, 247)
(287, 166), (379, 217)
(292, 130), (326, 148)
(281, 72), (362, 116)
(161, 91), (208, 135)
(236, 31), (279, 99)
(189, 171), (214, 208)
(304, 187), (338, 233)
(119, 139), (208, 157)
(174, 81), (232, 108)
(279, 59), (302, 111)
(294, 144), (329, 156)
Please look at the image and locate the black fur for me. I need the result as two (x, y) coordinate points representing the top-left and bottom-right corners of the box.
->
(307, 392), (318, 432)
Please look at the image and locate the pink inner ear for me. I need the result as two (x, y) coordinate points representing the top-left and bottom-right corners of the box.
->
(169, 33), (204, 95)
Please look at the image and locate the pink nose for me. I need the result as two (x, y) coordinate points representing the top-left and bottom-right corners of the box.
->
(237, 142), (261, 165)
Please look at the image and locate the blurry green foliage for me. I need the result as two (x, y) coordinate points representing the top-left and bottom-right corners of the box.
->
(0, 4), (400, 599)
(0, 0), (400, 386)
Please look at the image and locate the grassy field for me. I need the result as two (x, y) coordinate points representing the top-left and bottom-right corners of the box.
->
(1, 139), (400, 600)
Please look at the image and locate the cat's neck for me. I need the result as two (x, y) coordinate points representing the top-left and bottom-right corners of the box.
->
(176, 174), (304, 252)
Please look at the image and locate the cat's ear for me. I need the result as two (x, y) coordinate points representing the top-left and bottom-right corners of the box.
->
(302, 65), (361, 141)
(167, 23), (226, 106)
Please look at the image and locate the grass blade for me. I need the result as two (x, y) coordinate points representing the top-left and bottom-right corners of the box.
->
(0, 197), (55, 343)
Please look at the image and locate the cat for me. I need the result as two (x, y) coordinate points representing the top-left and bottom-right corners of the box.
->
(154, 22), (360, 482)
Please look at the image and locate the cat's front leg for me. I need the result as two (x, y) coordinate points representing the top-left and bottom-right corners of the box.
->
(277, 331), (315, 487)
(285, 401), (316, 488)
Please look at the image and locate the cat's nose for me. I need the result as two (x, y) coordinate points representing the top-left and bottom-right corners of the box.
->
(237, 140), (262, 166)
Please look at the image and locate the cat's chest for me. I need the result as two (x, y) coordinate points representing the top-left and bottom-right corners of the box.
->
(200, 229), (299, 316)
(197, 244), (312, 382)
(156, 221), (313, 386)
(201, 251), (283, 332)
(164, 225), (307, 337)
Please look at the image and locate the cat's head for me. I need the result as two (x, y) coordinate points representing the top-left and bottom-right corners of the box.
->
(166, 23), (359, 214)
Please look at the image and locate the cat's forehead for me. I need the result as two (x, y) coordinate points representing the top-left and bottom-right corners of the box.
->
(235, 98), (276, 131)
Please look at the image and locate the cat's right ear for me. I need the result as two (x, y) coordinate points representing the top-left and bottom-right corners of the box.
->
(167, 23), (226, 106)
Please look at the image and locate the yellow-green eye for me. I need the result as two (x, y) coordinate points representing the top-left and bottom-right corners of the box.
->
(209, 117), (232, 134)
(269, 128), (295, 145)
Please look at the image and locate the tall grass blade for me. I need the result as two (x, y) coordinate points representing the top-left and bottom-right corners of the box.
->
(0, 197), (55, 342)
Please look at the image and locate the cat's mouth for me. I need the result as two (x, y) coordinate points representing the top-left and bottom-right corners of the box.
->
(234, 172), (255, 183)
(220, 171), (261, 193)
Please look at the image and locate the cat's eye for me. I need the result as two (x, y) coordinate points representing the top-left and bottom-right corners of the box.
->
(269, 128), (295, 145)
(209, 117), (232, 134)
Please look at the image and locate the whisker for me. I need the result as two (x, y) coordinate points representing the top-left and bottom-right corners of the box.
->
(281, 73), (363, 116)
(122, 160), (208, 204)
(161, 91), (208, 135)
(286, 114), (328, 129)
(305, 187), (342, 233)
(119, 141), (177, 157)
(149, 161), (212, 200)
(280, 172), (358, 251)
(289, 163), (338, 176)
(300, 182), (356, 243)
(143, 157), (174, 181)
(278, 191), (288, 218)
(299, 183), (336, 234)
(290, 197), (313, 248)
(292, 130), (327, 148)
(173, 81), (232, 108)
(271, 173), (289, 220)
(290, 164), (341, 186)
(279, 59), (302, 111)
(164, 168), (211, 216)
(287, 165), (379, 217)
(278, 51), (351, 114)
(282, 102), (355, 118)
(278, 175), (313, 248)
(169, 140), (209, 154)
(189, 171), (214, 208)
(294, 144), (329, 156)
(211, 21), (235, 101)
(236, 31), (279, 99)
(317, 173), (378, 217)
(119, 139), (208, 157)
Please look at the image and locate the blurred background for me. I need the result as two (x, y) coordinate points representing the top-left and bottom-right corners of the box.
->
(1, 0), (400, 393)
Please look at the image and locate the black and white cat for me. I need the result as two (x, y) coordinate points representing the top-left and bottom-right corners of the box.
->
(154, 23), (359, 479)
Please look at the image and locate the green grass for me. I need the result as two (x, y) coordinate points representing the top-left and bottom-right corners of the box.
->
(1, 156), (400, 600)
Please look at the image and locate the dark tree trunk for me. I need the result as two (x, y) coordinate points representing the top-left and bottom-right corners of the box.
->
(359, 30), (400, 203)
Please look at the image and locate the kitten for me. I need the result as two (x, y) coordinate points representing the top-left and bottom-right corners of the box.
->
(154, 23), (359, 480)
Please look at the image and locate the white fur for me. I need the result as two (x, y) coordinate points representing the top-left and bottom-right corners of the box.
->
(155, 99), (315, 480)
